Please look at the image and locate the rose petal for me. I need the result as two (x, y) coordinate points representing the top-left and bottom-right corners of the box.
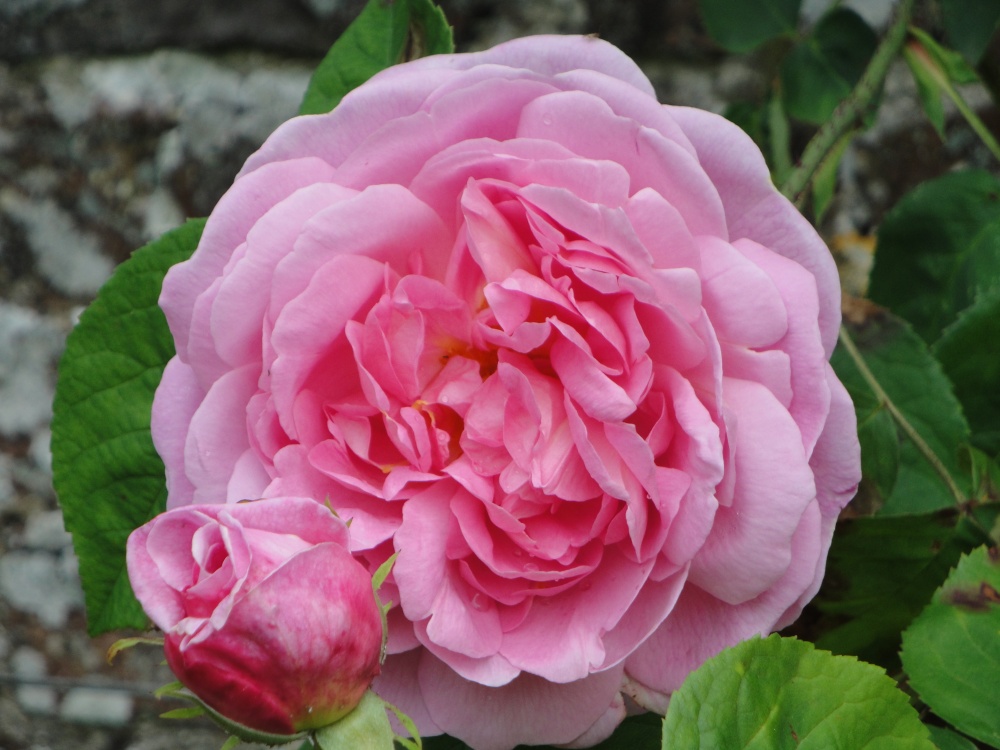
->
(418, 652), (626, 750)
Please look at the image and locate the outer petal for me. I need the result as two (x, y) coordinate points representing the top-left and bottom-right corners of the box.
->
(152, 357), (203, 508)
(666, 106), (841, 355)
(418, 652), (626, 750)
(624, 499), (823, 701)
(161, 157), (337, 361)
(379, 35), (655, 97)
(687, 378), (815, 604)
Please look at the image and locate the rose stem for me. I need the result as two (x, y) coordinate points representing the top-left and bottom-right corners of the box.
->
(779, 0), (916, 207)
(836, 326), (968, 509)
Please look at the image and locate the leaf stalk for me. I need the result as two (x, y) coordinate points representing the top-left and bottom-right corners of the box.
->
(780, 0), (916, 203)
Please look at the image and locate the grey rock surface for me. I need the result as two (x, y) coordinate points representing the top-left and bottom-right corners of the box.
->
(0, 303), (64, 437)
(0, 549), (83, 628)
(60, 687), (134, 726)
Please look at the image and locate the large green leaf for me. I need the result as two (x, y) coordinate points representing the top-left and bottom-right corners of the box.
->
(661, 635), (934, 749)
(832, 311), (971, 515)
(812, 506), (998, 668)
(941, 0), (1000, 64)
(51, 218), (204, 635)
(697, 0), (801, 53)
(933, 287), (1000, 455)
(868, 170), (1000, 343)
(926, 725), (980, 750)
(781, 8), (877, 124)
(300, 0), (453, 116)
(901, 545), (1000, 748)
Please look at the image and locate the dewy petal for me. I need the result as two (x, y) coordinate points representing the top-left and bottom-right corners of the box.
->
(417, 652), (626, 750)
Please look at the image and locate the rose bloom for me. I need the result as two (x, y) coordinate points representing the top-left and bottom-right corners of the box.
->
(126, 497), (383, 735)
(152, 35), (860, 749)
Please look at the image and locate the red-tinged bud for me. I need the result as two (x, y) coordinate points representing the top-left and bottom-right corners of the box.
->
(127, 497), (384, 734)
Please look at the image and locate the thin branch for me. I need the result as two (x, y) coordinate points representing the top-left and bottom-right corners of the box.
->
(837, 326), (967, 508)
(780, 0), (916, 203)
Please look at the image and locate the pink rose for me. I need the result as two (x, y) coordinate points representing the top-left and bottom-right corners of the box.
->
(126, 497), (383, 735)
(152, 35), (860, 749)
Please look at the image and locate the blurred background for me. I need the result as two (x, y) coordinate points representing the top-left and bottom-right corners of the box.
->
(0, 0), (996, 747)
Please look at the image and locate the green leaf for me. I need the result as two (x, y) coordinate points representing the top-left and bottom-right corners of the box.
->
(812, 507), (998, 668)
(832, 310), (970, 515)
(904, 29), (981, 140)
(300, 0), (453, 116)
(661, 635), (935, 749)
(901, 545), (1000, 748)
(811, 130), (852, 222)
(51, 218), (204, 635)
(868, 170), (1000, 344)
(926, 725), (980, 750)
(910, 27), (979, 85)
(857, 406), (900, 507)
(941, 0), (1000, 64)
(697, 0), (801, 53)
(906, 43), (948, 137)
(314, 691), (393, 750)
(933, 288), (1000, 455)
(780, 8), (877, 124)
(968, 447), (1000, 508)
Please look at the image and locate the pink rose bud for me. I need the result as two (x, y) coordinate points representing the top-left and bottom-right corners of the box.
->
(126, 497), (383, 735)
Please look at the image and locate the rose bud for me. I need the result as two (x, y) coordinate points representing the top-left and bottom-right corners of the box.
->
(126, 496), (383, 735)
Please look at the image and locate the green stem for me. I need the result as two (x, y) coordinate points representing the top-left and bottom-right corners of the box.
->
(779, 0), (915, 202)
(945, 84), (1000, 162)
(905, 40), (1000, 163)
(837, 326), (967, 508)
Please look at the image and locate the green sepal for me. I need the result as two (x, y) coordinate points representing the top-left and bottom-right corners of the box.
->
(156, 681), (308, 747)
(383, 698), (423, 750)
(161, 707), (207, 720)
(312, 690), (394, 750)
(106, 636), (164, 664)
